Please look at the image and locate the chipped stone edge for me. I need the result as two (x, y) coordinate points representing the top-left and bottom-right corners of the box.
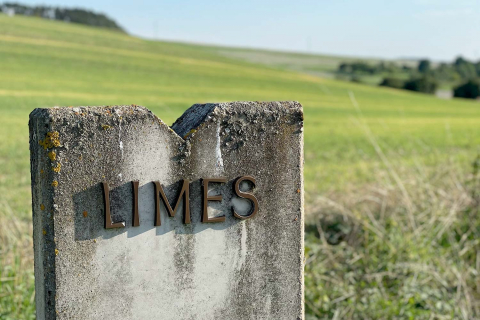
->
(171, 101), (303, 139)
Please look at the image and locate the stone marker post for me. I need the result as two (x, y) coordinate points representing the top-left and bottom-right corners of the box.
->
(29, 101), (304, 320)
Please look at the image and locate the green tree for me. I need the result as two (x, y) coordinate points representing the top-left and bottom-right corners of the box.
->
(476, 62), (480, 77)
(418, 59), (431, 74)
(433, 63), (459, 83)
(1, 2), (124, 32)
(379, 77), (405, 89)
(404, 77), (438, 94)
(454, 56), (477, 80)
(338, 63), (352, 73)
(454, 79), (480, 99)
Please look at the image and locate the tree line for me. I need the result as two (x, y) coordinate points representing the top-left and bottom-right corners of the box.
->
(338, 57), (480, 99)
(1, 2), (124, 32)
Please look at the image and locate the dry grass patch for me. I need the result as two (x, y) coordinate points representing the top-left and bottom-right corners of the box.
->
(305, 158), (480, 319)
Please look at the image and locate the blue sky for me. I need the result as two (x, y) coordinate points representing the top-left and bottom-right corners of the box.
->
(17, 0), (480, 61)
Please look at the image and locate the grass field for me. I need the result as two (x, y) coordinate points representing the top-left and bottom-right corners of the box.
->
(1, 14), (480, 319)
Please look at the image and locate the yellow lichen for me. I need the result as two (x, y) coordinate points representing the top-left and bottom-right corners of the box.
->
(52, 163), (61, 173)
(101, 124), (111, 130)
(183, 128), (197, 139)
(40, 204), (45, 211)
(82, 211), (88, 218)
(40, 169), (44, 174)
(43, 229), (46, 235)
(51, 180), (58, 187)
(39, 131), (60, 149)
(48, 151), (56, 161)
(55, 248), (59, 256)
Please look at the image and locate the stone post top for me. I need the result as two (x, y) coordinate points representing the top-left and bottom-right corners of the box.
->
(29, 101), (303, 140)
(29, 101), (303, 116)
(172, 101), (303, 138)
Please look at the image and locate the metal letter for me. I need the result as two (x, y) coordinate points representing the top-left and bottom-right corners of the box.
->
(153, 180), (191, 225)
(102, 182), (126, 229)
(202, 178), (227, 223)
(153, 181), (162, 226)
(232, 176), (259, 220)
(132, 181), (140, 227)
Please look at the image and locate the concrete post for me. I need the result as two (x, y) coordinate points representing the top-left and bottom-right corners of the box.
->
(29, 102), (304, 320)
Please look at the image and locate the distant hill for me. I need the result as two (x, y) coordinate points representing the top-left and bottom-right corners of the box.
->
(0, 2), (124, 32)
(2, 14), (480, 320)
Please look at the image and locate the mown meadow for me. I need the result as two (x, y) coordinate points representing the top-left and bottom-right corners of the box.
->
(1, 14), (480, 319)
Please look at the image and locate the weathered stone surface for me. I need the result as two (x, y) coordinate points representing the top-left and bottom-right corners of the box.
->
(29, 101), (304, 320)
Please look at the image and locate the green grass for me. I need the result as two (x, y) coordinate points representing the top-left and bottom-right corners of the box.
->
(1, 14), (480, 319)
(304, 158), (480, 318)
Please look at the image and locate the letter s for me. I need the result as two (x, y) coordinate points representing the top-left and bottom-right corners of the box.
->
(232, 176), (258, 220)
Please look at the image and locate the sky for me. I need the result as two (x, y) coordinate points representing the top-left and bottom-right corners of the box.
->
(16, 0), (480, 61)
